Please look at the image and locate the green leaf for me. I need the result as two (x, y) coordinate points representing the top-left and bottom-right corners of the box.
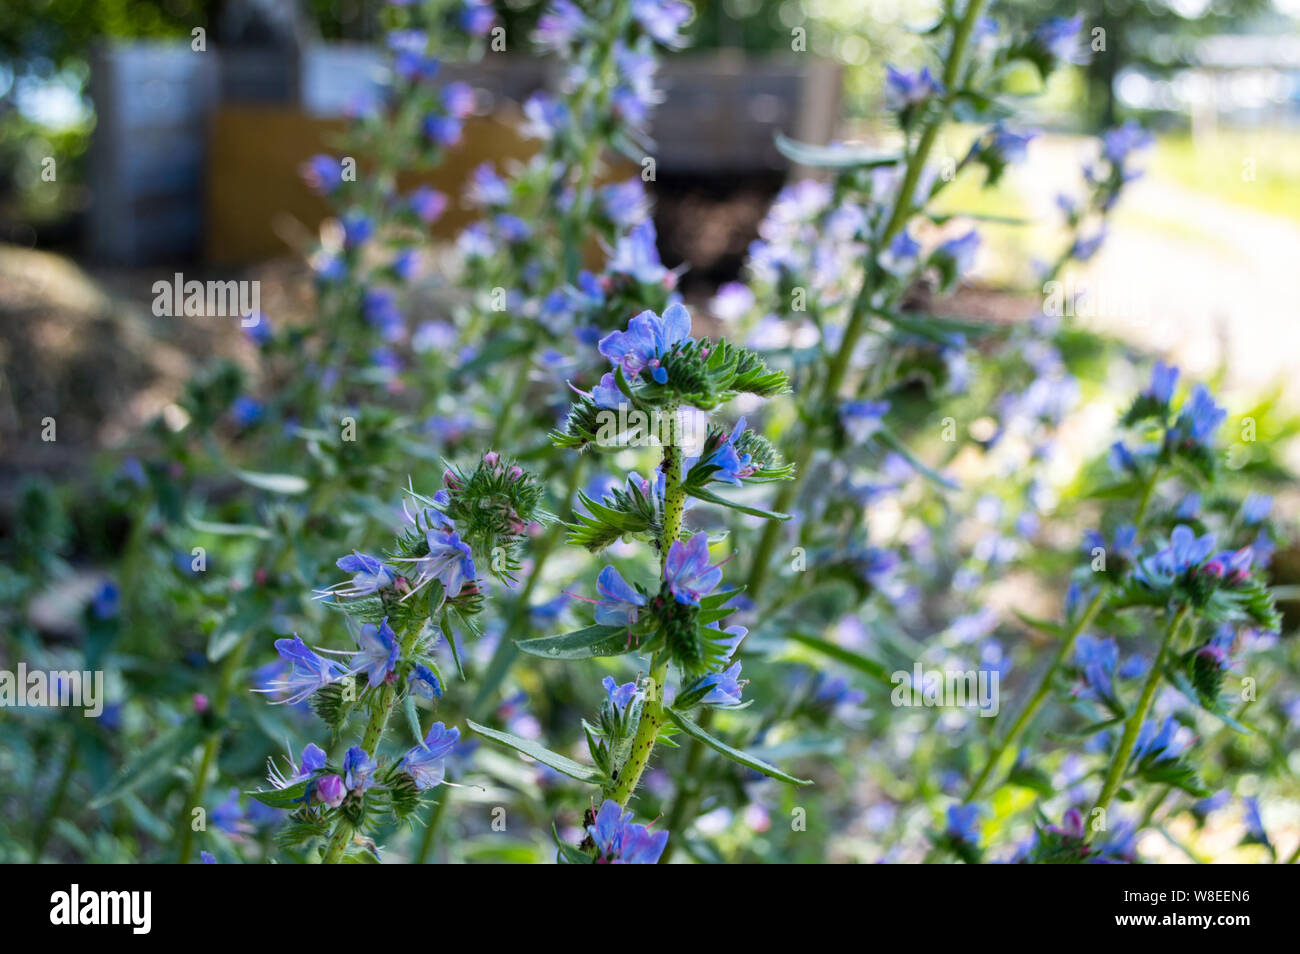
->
(784, 631), (896, 689)
(774, 132), (901, 169)
(875, 426), (959, 490)
(247, 778), (311, 809)
(186, 516), (273, 539)
(687, 485), (791, 521)
(466, 720), (605, 785)
(664, 709), (813, 786)
(233, 469), (309, 495)
(403, 693), (424, 745)
(90, 719), (207, 808)
(1012, 610), (1065, 637)
(553, 823), (594, 864)
(516, 623), (635, 660)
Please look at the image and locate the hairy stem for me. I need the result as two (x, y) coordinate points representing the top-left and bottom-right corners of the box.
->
(608, 405), (684, 808)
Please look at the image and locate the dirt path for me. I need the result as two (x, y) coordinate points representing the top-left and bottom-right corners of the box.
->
(1021, 135), (1300, 410)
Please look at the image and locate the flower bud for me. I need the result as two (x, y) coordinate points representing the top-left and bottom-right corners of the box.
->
(316, 774), (346, 808)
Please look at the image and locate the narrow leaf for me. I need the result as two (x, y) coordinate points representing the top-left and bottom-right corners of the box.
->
(664, 709), (812, 786)
(466, 720), (604, 785)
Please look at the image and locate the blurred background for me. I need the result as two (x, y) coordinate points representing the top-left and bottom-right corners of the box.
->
(2, 0), (1300, 864)
(4, 0), (1300, 482)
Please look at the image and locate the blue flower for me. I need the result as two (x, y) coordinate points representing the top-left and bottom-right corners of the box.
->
(423, 113), (462, 147)
(598, 301), (691, 384)
(632, 0), (691, 48)
(231, 396), (264, 427)
(588, 565), (647, 627)
(945, 804), (984, 845)
(1072, 634), (1118, 704)
(441, 81), (475, 119)
(602, 675), (639, 714)
(534, 0), (587, 52)
(409, 663), (443, 700)
(936, 230), (980, 273)
(343, 746), (378, 793)
(91, 580), (120, 620)
(257, 636), (344, 705)
(664, 533), (722, 606)
(885, 65), (944, 109)
(1070, 229), (1107, 261)
(587, 800), (668, 864)
(1240, 493), (1272, 526)
(1134, 524), (1216, 589)
(1170, 384), (1226, 449)
(352, 617), (400, 688)
(1103, 120), (1154, 165)
(301, 154), (343, 195)
(606, 220), (670, 286)
(1131, 716), (1190, 764)
(398, 522), (476, 600)
(697, 418), (755, 484)
(1139, 360), (1176, 406)
(840, 400), (889, 445)
(694, 662), (745, 706)
(407, 186), (447, 223)
(200, 851), (216, 864)
(401, 722), (460, 790)
(460, 0), (496, 36)
(1033, 15), (1082, 63)
(334, 551), (396, 597)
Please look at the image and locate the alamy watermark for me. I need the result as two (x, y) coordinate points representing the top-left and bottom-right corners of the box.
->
(0, 664), (104, 717)
(152, 273), (261, 327)
(890, 663), (1000, 718)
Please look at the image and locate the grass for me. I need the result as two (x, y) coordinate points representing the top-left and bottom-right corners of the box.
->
(1149, 127), (1300, 226)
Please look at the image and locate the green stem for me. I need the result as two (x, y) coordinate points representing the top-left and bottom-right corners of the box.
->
(658, 708), (711, 862)
(746, 0), (989, 595)
(963, 587), (1106, 802)
(175, 635), (249, 863)
(1091, 604), (1191, 820)
(962, 463), (1164, 802)
(322, 620), (423, 863)
(607, 405), (684, 808)
(32, 733), (79, 862)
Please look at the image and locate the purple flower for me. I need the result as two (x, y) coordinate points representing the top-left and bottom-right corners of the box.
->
(423, 113), (463, 147)
(1145, 361), (1179, 405)
(698, 418), (755, 484)
(587, 800), (669, 863)
(401, 722), (460, 790)
(343, 746), (378, 793)
(1070, 229), (1107, 261)
(441, 81), (476, 119)
(352, 617), (401, 688)
(936, 230), (980, 273)
(301, 154), (343, 194)
(534, 0), (587, 52)
(664, 533), (722, 606)
(1171, 384), (1226, 448)
(334, 551), (396, 597)
(1034, 15), (1083, 63)
(695, 662), (745, 706)
(588, 565), (646, 627)
(396, 519), (476, 600)
(521, 92), (569, 140)
(315, 774), (346, 808)
(1103, 121), (1154, 165)
(387, 30), (439, 83)
(1131, 716), (1190, 764)
(256, 636), (344, 705)
(632, 0), (691, 48)
(598, 301), (691, 384)
(946, 804), (984, 845)
(602, 675), (639, 714)
(460, 0), (496, 36)
(606, 220), (670, 286)
(408, 186), (448, 224)
(885, 65), (944, 109)
(1240, 493), (1272, 526)
(710, 282), (754, 322)
(409, 663), (443, 700)
(1072, 634), (1119, 703)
